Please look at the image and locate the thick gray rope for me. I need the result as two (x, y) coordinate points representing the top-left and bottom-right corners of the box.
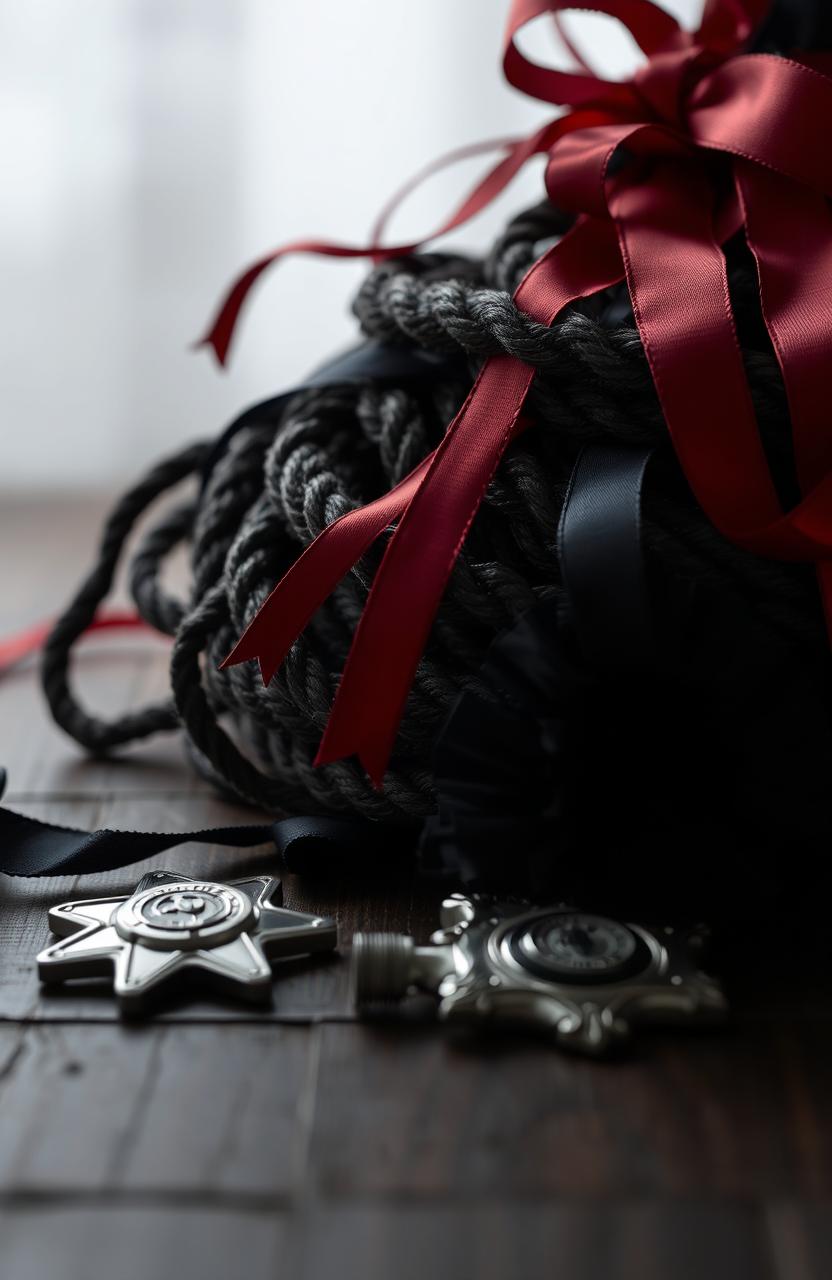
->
(41, 201), (823, 819)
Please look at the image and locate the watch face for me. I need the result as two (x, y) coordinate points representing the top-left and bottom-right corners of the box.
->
(508, 911), (649, 984)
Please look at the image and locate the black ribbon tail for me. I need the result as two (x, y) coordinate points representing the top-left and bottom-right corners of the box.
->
(421, 442), (656, 892)
(0, 769), (402, 879)
(273, 814), (414, 874)
(0, 774), (273, 878)
(557, 444), (654, 671)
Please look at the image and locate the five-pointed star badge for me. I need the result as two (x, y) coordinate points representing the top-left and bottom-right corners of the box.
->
(37, 870), (338, 1012)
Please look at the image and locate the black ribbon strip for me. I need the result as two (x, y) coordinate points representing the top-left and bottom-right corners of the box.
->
(0, 444), (653, 880)
(557, 445), (654, 671)
(421, 443), (655, 893)
(0, 767), (393, 878)
(0, 769), (270, 877)
(272, 814), (413, 874)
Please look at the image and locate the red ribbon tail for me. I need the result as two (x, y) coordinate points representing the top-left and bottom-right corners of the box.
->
(195, 240), (417, 369)
(197, 122), (565, 368)
(610, 157), (789, 546)
(0, 611), (148, 676)
(314, 730), (400, 792)
(611, 152), (832, 567)
(220, 456), (435, 685)
(735, 162), (832, 642)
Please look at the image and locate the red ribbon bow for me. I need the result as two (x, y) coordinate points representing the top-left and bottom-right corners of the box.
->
(205, 0), (832, 787)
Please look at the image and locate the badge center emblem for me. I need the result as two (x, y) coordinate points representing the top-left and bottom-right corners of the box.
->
(114, 880), (254, 952)
(152, 891), (215, 923)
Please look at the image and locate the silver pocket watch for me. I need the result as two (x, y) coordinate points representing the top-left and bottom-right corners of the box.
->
(352, 893), (726, 1056)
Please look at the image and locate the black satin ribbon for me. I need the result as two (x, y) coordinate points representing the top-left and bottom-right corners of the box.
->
(200, 341), (458, 491)
(0, 768), (402, 879)
(557, 444), (654, 671)
(273, 814), (414, 873)
(0, 768), (270, 878)
(421, 443), (656, 891)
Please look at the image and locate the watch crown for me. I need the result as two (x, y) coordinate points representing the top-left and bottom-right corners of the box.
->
(351, 932), (415, 1011)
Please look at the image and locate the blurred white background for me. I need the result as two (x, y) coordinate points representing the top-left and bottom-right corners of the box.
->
(0, 0), (702, 489)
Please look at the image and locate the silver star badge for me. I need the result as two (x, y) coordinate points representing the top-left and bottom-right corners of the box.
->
(37, 870), (337, 1012)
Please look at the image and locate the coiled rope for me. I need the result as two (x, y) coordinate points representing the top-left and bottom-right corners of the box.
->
(42, 202), (823, 820)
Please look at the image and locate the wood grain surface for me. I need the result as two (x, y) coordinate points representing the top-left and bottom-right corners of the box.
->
(1, 494), (830, 1279)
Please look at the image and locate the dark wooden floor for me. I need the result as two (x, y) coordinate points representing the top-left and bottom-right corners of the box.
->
(1, 494), (831, 1280)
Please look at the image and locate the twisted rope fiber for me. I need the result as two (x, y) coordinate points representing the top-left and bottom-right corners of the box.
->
(42, 202), (824, 821)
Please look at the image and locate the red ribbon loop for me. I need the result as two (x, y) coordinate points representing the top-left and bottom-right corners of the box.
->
(212, 0), (832, 786)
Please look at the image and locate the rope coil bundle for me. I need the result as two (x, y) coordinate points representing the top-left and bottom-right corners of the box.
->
(41, 199), (826, 823)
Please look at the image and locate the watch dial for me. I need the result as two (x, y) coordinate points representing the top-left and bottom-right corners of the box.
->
(509, 911), (649, 984)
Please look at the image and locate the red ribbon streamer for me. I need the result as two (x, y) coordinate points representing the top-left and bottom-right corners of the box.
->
(208, 0), (832, 787)
(0, 612), (148, 676)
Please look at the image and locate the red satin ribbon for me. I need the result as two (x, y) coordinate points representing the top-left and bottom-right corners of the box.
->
(209, 0), (832, 787)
